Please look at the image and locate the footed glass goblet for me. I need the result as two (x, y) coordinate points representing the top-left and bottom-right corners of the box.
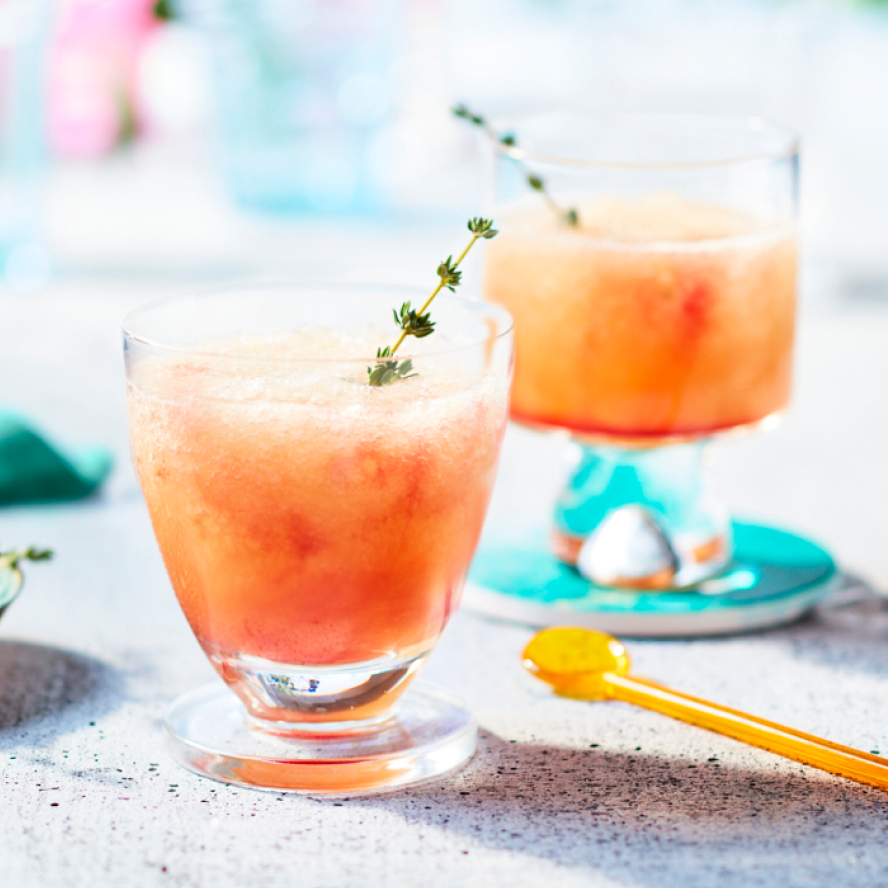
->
(124, 283), (513, 792)
(469, 113), (836, 635)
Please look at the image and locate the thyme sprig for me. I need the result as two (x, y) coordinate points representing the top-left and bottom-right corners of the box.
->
(453, 104), (579, 228)
(0, 546), (53, 590)
(367, 346), (416, 387)
(368, 217), (498, 386)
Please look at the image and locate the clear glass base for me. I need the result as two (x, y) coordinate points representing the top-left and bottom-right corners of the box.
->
(204, 644), (431, 724)
(163, 682), (478, 795)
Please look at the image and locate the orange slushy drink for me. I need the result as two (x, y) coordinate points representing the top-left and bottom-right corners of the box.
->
(484, 192), (796, 440)
(127, 327), (509, 672)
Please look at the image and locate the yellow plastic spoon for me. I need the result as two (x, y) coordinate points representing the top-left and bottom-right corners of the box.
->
(523, 627), (888, 792)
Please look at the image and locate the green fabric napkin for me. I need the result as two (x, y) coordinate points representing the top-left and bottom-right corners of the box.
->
(0, 411), (113, 505)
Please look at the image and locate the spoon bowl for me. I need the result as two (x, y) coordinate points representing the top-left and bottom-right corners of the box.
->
(522, 627), (630, 700)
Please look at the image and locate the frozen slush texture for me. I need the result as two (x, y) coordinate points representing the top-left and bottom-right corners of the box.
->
(484, 193), (796, 438)
(128, 330), (508, 666)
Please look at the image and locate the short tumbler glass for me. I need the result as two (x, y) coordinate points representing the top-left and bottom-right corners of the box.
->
(124, 283), (513, 793)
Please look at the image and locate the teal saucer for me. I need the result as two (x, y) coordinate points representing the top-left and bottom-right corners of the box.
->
(465, 522), (838, 637)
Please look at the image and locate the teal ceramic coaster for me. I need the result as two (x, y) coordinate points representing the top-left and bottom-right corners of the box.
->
(465, 522), (838, 637)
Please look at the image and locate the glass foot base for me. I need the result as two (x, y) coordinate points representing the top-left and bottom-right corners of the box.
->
(466, 522), (838, 637)
(552, 441), (731, 588)
(551, 522), (730, 589)
(164, 682), (477, 795)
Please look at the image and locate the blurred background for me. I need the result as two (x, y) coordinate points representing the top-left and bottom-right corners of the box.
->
(1, 0), (888, 629)
(0, 0), (887, 300)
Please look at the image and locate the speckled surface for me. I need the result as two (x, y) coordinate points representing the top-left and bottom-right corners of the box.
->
(3, 269), (888, 888)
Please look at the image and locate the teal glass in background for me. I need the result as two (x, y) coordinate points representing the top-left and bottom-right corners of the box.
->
(180, 0), (403, 215)
(0, 0), (49, 285)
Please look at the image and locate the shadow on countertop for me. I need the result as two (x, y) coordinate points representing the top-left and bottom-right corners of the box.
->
(612, 575), (888, 680)
(0, 640), (122, 737)
(767, 573), (888, 678)
(343, 728), (888, 888)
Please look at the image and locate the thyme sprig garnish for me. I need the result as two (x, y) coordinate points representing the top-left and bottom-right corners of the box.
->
(368, 217), (498, 386)
(0, 546), (53, 571)
(0, 546), (53, 586)
(453, 104), (579, 228)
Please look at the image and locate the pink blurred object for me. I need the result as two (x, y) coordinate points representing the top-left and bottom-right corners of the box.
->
(48, 0), (160, 157)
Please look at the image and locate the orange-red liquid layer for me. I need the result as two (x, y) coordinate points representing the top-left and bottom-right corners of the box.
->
(128, 337), (508, 667)
(484, 195), (797, 437)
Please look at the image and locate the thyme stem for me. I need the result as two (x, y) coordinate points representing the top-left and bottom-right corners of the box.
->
(453, 104), (579, 228)
(368, 217), (498, 386)
(390, 228), (482, 356)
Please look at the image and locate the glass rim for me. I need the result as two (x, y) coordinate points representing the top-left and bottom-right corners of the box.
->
(122, 281), (515, 365)
(489, 110), (799, 171)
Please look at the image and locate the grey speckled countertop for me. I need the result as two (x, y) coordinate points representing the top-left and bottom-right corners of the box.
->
(2, 262), (888, 888)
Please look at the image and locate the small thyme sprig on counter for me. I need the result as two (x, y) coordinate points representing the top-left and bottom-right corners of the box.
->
(0, 546), (53, 583)
(453, 104), (579, 228)
(368, 217), (498, 387)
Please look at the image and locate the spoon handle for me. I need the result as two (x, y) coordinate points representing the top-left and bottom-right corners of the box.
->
(604, 672), (888, 790)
